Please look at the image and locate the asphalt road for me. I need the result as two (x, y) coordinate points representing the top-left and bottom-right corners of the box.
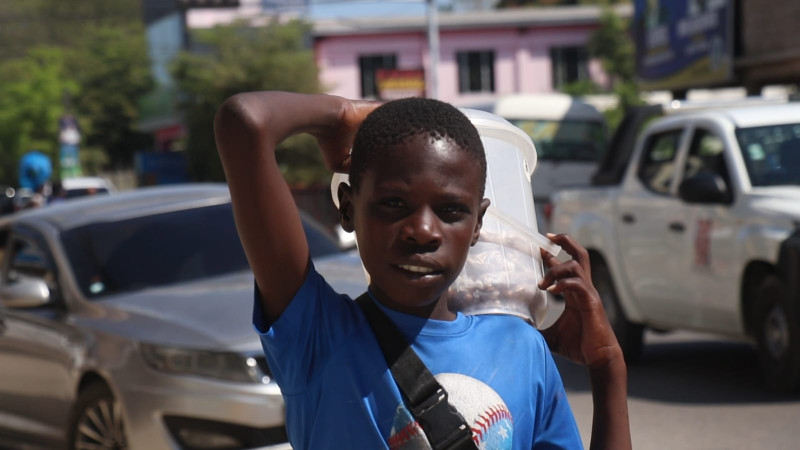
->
(544, 300), (800, 450)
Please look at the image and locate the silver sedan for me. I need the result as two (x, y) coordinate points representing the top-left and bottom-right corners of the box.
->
(0, 183), (367, 450)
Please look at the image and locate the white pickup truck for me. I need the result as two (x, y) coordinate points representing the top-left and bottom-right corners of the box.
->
(550, 100), (800, 392)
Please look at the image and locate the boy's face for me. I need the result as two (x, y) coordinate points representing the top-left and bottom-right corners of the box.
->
(340, 133), (489, 320)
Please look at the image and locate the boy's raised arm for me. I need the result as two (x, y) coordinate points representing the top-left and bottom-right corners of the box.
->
(214, 91), (376, 322)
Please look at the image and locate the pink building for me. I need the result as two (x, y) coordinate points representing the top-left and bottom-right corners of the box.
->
(313, 4), (631, 107)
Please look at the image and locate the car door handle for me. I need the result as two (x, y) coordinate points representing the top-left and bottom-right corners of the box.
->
(621, 214), (635, 224)
(669, 222), (685, 233)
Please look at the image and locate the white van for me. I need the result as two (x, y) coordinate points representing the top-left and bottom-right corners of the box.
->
(492, 93), (607, 231)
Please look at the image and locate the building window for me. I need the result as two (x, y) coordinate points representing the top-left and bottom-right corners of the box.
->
(457, 50), (495, 93)
(550, 46), (589, 89)
(359, 54), (397, 99)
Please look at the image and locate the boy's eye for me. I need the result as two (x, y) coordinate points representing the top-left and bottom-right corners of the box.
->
(379, 198), (405, 208)
(438, 204), (470, 221)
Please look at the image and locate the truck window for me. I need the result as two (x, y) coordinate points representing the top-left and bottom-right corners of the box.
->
(684, 129), (730, 181)
(736, 123), (800, 187)
(637, 129), (682, 195)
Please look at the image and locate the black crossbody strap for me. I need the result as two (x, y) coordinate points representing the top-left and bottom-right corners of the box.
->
(355, 293), (478, 450)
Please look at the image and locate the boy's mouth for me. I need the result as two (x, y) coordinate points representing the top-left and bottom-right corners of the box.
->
(397, 264), (435, 274)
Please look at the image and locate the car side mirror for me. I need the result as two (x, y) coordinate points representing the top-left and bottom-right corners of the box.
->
(0, 279), (51, 308)
(678, 172), (731, 204)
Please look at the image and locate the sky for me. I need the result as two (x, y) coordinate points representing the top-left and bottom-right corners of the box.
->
(310, 1), (427, 19)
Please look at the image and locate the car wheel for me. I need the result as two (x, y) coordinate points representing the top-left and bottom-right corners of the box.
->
(591, 256), (644, 362)
(68, 383), (128, 450)
(755, 275), (800, 393)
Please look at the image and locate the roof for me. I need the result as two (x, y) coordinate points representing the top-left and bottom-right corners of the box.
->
(7, 183), (232, 231)
(658, 102), (800, 129)
(312, 4), (632, 37)
(492, 93), (604, 122)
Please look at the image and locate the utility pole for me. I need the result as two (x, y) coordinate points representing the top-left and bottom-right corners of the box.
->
(426, 0), (440, 99)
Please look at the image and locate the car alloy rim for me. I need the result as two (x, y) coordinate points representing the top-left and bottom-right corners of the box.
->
(75, 398), (127, 450)
(765, 305), (790, 360)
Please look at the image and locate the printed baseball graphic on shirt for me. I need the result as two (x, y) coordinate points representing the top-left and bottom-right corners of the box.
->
(388, 373), (514, 449)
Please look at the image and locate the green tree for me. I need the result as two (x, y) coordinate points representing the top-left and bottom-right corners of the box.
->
(0, 47), (78, 184)
(172, 19), (323, 183)
(68, 24), (155, 169)
(0, 0), (142, 61)
(587, 5), (643, 131)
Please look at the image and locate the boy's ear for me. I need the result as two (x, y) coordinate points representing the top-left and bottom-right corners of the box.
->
(338, 182), (355, 232)
(472, 198), (491, 246)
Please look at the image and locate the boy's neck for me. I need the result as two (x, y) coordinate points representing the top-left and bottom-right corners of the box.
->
(369, 288), (457, 321)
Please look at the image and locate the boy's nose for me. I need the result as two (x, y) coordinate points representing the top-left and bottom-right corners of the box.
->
(401, 207), (442, 247)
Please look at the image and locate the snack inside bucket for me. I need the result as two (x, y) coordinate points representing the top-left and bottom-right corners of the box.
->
(447, 205), (560, 327)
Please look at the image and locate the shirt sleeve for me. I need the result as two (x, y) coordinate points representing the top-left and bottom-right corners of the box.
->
(252, 264), (363, 395)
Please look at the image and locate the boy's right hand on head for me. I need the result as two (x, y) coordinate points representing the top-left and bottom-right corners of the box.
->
(314, 99), (382, 174)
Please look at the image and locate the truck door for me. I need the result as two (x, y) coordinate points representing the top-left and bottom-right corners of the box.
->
(617, 127), (696, 326)
(675, 125), (740, 333)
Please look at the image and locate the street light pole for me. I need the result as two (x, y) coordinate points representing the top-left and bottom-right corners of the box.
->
(426, 0), (439, 99)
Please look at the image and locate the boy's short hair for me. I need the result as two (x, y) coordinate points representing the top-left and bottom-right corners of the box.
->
(349, 97), (487, 195)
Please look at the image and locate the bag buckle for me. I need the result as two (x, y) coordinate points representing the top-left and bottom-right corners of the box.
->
(412, 388), (477, 450)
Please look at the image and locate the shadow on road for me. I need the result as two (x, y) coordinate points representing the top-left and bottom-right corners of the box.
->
(555, 333), (800, 404)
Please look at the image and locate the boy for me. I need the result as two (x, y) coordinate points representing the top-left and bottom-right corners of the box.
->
(215, 91), (631, 449)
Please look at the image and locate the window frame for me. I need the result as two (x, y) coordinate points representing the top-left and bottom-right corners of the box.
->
(550, 45), (590, 90)
(358, 53), (397, 99)
(456, 50), (495, 94)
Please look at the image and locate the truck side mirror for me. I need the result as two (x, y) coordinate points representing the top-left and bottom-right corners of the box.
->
(678, 172), (731, 204)
(0, 279), (51, 308)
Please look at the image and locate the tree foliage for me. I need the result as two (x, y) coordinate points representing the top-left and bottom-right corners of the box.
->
(0, 0), (141, 61)
(586, 5), (643, 131)
(0, 0), (152, 182)
(0, 48), (78, 184)
(172, 20), (323, 184)
(68, 25), (155, 169)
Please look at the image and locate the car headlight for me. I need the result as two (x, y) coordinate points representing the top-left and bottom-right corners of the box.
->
(139, 343), (260, 383)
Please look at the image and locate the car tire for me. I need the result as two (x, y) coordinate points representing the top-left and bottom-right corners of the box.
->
(67, 383), (128, 450)
(591, 256), (644, 362)
(754, 275), (800, 393)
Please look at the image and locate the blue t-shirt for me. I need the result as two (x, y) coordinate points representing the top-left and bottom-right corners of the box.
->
(254, 265), (582, 449)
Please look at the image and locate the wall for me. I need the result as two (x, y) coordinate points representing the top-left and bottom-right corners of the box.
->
(315, 22), (605, 106)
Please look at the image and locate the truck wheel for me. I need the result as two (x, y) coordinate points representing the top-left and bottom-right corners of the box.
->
(755, 276), (800, 392)
(67, 383), (128, 450)
(591, 257), (644, 362)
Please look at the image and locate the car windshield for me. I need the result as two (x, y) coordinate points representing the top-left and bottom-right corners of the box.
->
(61, 202), (341, 299)
(508, 119), (606, 162)
(736, 123), (800, 186)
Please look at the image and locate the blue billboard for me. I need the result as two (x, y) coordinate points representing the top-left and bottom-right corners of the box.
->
(633, 0), (733, 90)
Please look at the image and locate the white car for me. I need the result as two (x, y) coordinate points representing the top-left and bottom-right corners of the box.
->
(59, 176), (117, 199)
